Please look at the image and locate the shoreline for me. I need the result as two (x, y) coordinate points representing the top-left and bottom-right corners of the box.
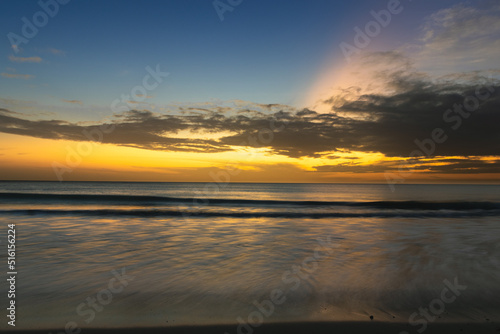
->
(5, 321), (500, 334)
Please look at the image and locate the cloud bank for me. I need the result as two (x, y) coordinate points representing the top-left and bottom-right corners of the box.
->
(1, 64), (499, 174)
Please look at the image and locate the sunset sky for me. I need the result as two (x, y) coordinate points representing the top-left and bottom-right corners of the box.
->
(1, 0), (499, 183)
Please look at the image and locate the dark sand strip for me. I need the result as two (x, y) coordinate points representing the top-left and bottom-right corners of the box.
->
(4, 321), (500, 334)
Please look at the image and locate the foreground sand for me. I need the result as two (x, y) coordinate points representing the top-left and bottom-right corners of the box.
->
(7, 321), (500, 334)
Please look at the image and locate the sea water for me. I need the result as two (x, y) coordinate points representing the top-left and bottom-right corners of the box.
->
(0, 182), (499, 330)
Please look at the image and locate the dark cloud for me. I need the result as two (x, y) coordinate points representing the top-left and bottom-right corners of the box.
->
(401, 159), (500, 174)
(0, 69), (499, 172)
(315, 158), (500, 174)
(314, 164), (393, 174)
(328, 73), (500, 157)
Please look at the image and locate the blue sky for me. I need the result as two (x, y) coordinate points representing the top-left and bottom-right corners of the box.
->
(1, 0), (468, 120)
(2, 0), (346, 114)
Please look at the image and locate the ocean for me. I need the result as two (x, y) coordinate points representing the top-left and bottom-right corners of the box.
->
(0, 182), (499, 331)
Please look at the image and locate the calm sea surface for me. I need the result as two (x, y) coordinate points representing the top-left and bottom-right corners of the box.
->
(0, 182), (499, 329)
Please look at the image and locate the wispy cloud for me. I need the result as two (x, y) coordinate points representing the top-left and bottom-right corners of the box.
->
(8, 55), (42, 63)
(134, 94), (154, 99)
(61, 99), (83, 106)
(48, 48), (65, 55)
(410, 2), (500, 74)
(1, 73), (34, 79)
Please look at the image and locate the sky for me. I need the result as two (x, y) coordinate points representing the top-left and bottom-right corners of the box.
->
(0, 0), (499, 183)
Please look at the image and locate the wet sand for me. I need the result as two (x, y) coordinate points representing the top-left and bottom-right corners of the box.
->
(7, 321), (500, 334)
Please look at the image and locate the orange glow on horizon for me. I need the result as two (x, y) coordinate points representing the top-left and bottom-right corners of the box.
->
(1, 132), (499, 183)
